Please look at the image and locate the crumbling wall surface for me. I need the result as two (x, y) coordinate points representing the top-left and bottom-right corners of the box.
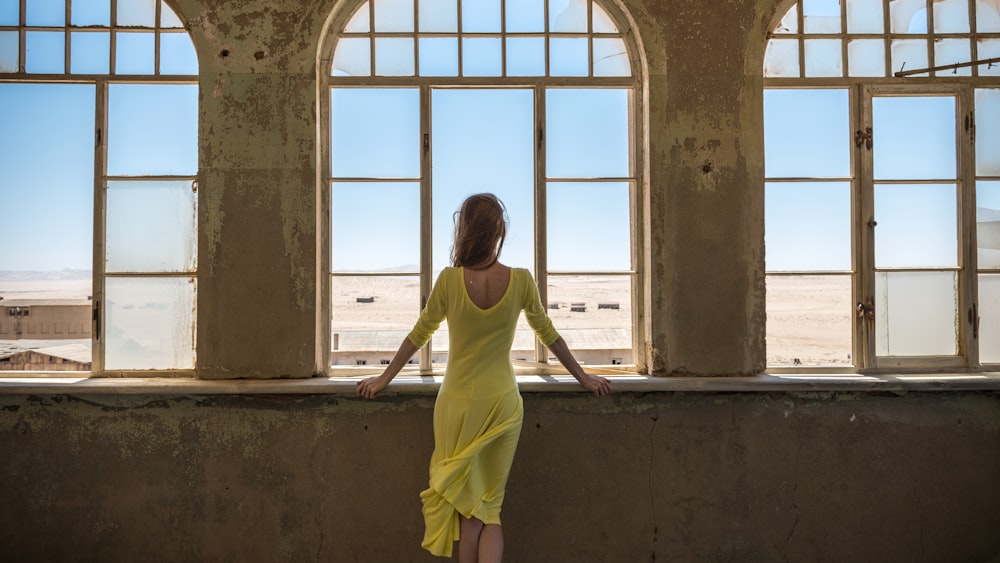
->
(1, 391), (998, 562)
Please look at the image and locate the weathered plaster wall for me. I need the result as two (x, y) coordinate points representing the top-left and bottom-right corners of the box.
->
(2, 391), (998, 561)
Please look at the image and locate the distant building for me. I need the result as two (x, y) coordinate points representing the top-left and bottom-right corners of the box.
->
(0, 343), (91, 371)
(0, 299), (92, 340)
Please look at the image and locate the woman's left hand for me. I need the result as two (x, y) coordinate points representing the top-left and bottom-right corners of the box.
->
(579, 373), (613, 397)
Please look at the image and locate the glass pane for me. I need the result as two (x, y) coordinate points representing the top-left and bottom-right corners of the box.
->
(549, 0), (586, 32)
(766, 274), (853, 366)
(765, 182), (852, 272)
(774, 3), (798, 33)
(25, 31), (65, 74)
(374, 0), (413, 31)
(330, 88), (419, 178)
(546, 88), (629, 179)
(505, 36), (545, 76)
(108, 84), (198, 175)
(72, 0), (110, 26)
(506, 0), (545, 32)
(115, 31), (155, 74)
(764, 38), (799, 78)
(978, 0), (1000, 31)
(331, 276), (421, 365)
(875, 184), (958, 268)
(976, 89), (1000, 175)
(462, 0), (500, 32)
(431, 89), (535, 271)
(106, 181), (197, 273)
(345, 2), (370, 32)
(462, 37), (502, 76)
(979, 182), (1000, 269)
(891, 38), (928, 75)
(847, 0), (883, 33)
(159, 33), (198, 75)
(159, 2), (184, 28)
(890, 0), (928, 33)
(419, 37), (458, 76)
(979, 274), (1000, 363)
(979, 39), (1000, 77)
(71, 31), (110, 74)
(803, 0), (842, 33)
(546, 275), (633, 364)
(875, 270), (958, 357)
(420, 0), (456, 31)
(0, 0), (19, 25)
(547, 182), (630, 271)
(764, 89), (850, 178)
(105, 276), (196, 370)
(873, 96), (955, 180)
(549, 36), (588, 76)
(0, 32), (18, 72)
(933, 38), (971, 76)
(848, 38), (885, 77)
(117, 0), (155, 27)
(375, 37), (414, 76)
(332, 182), (420, 272)
(593, 37), (629, 76)
(26, 0), (64, 26)
(804, 38), (843, 77)
(592, 3), (617, 33)
(933, 0), (969, 32)
(332, 37), (371, 77)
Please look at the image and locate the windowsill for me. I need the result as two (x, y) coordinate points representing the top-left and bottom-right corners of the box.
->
(1, 372), (999, 395)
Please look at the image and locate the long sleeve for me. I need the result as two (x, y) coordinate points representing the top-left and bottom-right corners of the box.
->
(407, 268), (450, 349)
(521, 269), (560, 347)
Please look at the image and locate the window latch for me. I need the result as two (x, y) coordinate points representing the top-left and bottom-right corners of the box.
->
(92, 300), (101, 340)
(854, 127), (872, 150)
(423, 133), (429, 153)
(969, 303), (979, 339)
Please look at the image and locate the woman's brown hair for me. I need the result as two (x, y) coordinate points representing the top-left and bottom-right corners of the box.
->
(451, 193), (508, 268)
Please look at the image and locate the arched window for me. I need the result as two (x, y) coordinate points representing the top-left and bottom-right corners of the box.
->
(0, 0), (198, 371)
(324, 0), (640, 371)
(763, 0), (1000, 370)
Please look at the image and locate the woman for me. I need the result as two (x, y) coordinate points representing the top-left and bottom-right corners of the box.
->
(356, 193), (612, 562)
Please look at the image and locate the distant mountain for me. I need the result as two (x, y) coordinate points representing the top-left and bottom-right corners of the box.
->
(0, 269), (91, 281)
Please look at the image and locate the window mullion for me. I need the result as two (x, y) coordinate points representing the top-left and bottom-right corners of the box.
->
(93, 79), (109, 372)
(420, 84), (433, 371)
(534, 84), (547, 363)
(856, 84), (876, 369)
(960, 87), (980, 367)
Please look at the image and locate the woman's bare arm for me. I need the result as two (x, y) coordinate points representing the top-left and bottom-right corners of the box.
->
(356, 337), (420, 399)
(546, 336), (612, 396)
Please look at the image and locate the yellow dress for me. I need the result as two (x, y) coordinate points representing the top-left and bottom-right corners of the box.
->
(406, 266), (560, 558)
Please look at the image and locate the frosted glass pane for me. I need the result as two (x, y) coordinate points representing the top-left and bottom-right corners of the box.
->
(106, 181), (196, 273)
(431, 89), (534, 271)
(345, 2), (370, 32)
(875, 271), (958, 357)
(547, 182), (630, 271)
(766, 182), (852, 272)
(766, 274), (853, 366)
(805, 38), (843, 77)
(873, 96), (955, 180)
(875, 184), (958, 268)
(105, 277), (196, 370)
(847, 0), (883, 32)
(978, 40), (1000, 76)
(933, 38), (971, 76)
(764, 38), (799, 77)
(549, 36), (588, 76)
(934, 0), (969, 32)
(0, 32), (18, 72)
(375, 0), (413, 31)
(115, 32), (155, 74)
(976, 89), (1000, 175)
(70, 32), (110, 74)
(506, 36), (545, 76)
(506, 0), (545, 32)
(890, 0), (928, 33)
(549, 0), (586, 32)
(0, 0), (19, 25)
(419, 37), (458, 76)
(159, 2), (184, 28)
(25, 31), (64, 74)
(979, 274), (1000, 363)
(332, 37), (371, 77)
(593, 37), (630, 76)
(420, 0), (456, 31)
(107, 84), (197, 175)
(803, 0), (842, 33)
(979, 182), (1000, 269)
(978, 0), (1000, 31)
(592, 3), (617, 32)
(331, 88), (419, 178)
(764, 89), (850, 178)
(848, 39), (885, 77)
(774, 4), (798, 33)
(891, 38), (928, 75)
(375, 37), (414, 76)
(463, 0), (500, 31)
(117, 0), (155, 27)
(462, 37), (502, 76)
(332, 183), (419, 272)
(331, 276), (421, 361)
(546, 88), (629, 179)
(546, 276), (632, 356)
(26, 0), (64, 26)
(159, 33), (198, 75)
(72, 0), (110, 26)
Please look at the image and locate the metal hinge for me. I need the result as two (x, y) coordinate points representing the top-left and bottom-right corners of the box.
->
(857, 298), (874, 320)
(92, 300), (101, 340)
(423, 133), (429, 153)
(854, 126), (873, 150)
(970, 303), (979, 339)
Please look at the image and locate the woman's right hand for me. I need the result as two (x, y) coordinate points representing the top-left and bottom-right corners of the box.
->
(578, 373), (613, 397)
(356, 375), (389, 399)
